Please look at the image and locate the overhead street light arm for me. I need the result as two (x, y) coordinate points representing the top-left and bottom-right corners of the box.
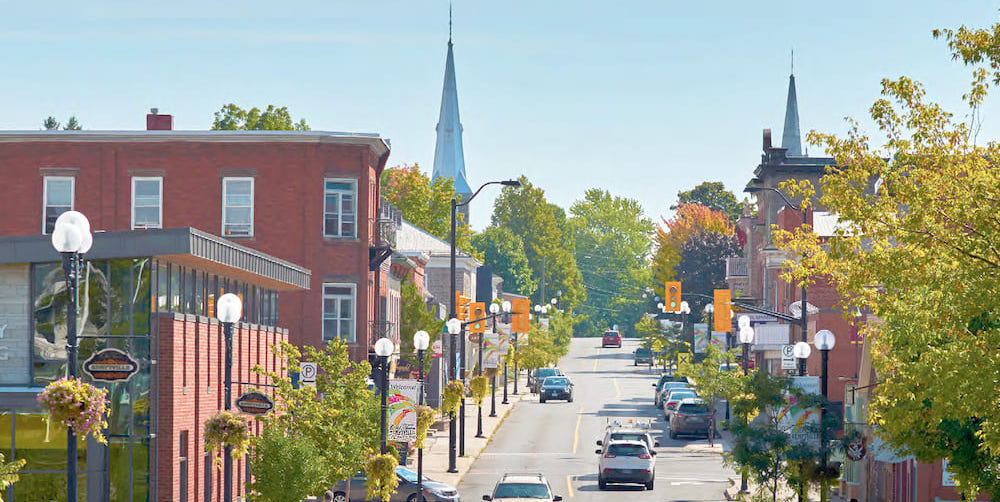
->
(456, 179), (522, 208)
(744, 185), (802, 212)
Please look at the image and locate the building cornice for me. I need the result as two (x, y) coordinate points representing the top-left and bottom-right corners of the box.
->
(0, 130), (390, 158)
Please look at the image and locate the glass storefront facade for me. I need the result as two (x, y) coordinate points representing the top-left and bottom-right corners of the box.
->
(1, 257), (279, 501)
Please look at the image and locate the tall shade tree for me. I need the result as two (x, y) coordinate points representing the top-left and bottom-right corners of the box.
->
(675, 229), (742, 314)
(490, 177), (584, 310)
(397, 277), (444, 364)
(471, 226), (537, 298)
(381, 164), (477, 258)
(211, 104), (310, 130)
(652, 203), (733, 287)
(254, 339), (379, 491)
(773, 19), (1000, 499)
(674, 181), (743, 223)
(570, 189), (654, 335)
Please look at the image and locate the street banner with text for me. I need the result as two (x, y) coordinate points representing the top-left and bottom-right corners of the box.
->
(387, 379), (420, 442)
(484, 333), (500, 369)
(778, 376), (821, 448)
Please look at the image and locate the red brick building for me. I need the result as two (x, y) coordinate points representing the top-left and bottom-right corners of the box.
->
(0, 227), (307, 501)
(0, 110), (392, 361)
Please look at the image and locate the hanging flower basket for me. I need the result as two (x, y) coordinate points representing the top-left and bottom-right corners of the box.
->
(37, 377), (109, 444)
(365, 451), (400, 502)
(470, 375), (489, 406)
(442, 380), (464, 416)
(415, 405), (436, 449)
(204, 411), (251, 467)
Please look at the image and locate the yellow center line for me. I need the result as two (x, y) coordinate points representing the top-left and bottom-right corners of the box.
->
(572, 406), (583, 454)
(566, 475), (574, 498)
(614, 378), (620, 399)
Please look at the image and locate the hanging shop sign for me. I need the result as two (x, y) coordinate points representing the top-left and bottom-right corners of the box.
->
(82, 348), (140, 383)
(236, 390), (274, 416)
(846, 435), (867, 461)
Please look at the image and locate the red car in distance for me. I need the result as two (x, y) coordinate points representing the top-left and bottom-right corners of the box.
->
(602, 330), (622, 348)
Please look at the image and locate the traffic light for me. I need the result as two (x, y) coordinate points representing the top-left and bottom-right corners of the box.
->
(511, 298), (530, 333)
(664, 282), (682, 312)
(455, 292), (471, 321)
(470, 302), (486, 333)
(714, 289), (732, 332)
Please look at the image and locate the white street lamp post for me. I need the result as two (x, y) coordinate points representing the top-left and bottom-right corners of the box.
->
(51, 211), (93, 502)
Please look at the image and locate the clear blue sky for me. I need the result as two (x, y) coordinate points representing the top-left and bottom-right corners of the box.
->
(2, 1), (999, 230)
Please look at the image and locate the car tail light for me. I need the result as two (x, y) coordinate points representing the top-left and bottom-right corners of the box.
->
(603, 453), (616, 458)
(638, 454), (651, 459)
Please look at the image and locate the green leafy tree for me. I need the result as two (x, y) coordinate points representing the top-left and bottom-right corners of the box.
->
(382, 164), (478, 258)
(770, 18), (1000, 499)
(471, 226), (536, 297)
(674, 181), (743, 223)
(570, 189), (654, 336)
(490, 177), (584, 310)
(212, 104), (310, 131)
(248, 427), (330, 502)
(676, 343), (741, 445)
(397, 277), (444, 367)
(254, 339), (379, 492)
(0, 452), (26, 501)
(42, 116), (81, 130)
(726, 370), (795, 502)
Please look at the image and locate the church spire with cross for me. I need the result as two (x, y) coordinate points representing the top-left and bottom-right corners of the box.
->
(432, 4), (473, 202)
(781, 50), (803, 157)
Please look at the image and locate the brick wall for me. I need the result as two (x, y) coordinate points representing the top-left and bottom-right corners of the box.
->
(156, 312), (287, 502)
(0, 138), (383, 361)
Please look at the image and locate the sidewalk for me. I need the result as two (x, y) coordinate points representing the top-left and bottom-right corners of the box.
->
(414, 372), (531, 488)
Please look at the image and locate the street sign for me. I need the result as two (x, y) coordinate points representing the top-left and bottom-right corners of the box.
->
(430, 339), (443, 358)
(781, 344), (796, 370)
(236, 391), (274, 416)
(82, 348), (139, 383)
(677, 353), (691, 365)
(300, 362), (317, 388)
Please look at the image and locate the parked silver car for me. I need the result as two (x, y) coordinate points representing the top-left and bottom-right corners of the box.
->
(331, 466), (461, 502)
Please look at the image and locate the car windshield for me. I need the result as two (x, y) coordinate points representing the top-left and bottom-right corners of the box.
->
(607, 443), (648, 456)
(679, 403), (710, 414)
(543, 378), (568, 386)
(636, 348), (651, 356)
(610, 433), (647, 443)
(494, 482), (551, 498)
(604, 332), (619, 337)
(395, 466), (429, 483)
(537, 369), (559, 378)
(668, 391), (696, 400)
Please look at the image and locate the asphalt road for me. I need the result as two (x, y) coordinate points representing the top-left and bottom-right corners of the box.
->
(457, 337), (735, 502)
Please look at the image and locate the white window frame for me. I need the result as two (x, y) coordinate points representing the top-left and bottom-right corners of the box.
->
(42, 176), (75, 234)
(323, 178), (358, 238)
(322, 283), (356, 343)
(222, 177), (254, 237)
(131, 176), (163, 229)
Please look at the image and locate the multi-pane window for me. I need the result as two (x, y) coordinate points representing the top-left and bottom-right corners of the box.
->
(322, 283), (355, 343)
(323, 179), (356, 238)
(223, 178), (254, 237)
(42, 176), (74, 234)
(131, 177), (163, 229)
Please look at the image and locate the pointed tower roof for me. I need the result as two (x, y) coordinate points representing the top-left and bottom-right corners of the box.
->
(781, 73), (802, 157)
(431, 30), (472, 197)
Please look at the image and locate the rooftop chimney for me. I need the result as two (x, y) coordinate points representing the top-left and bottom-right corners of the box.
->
(146, 108), (173, 131)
